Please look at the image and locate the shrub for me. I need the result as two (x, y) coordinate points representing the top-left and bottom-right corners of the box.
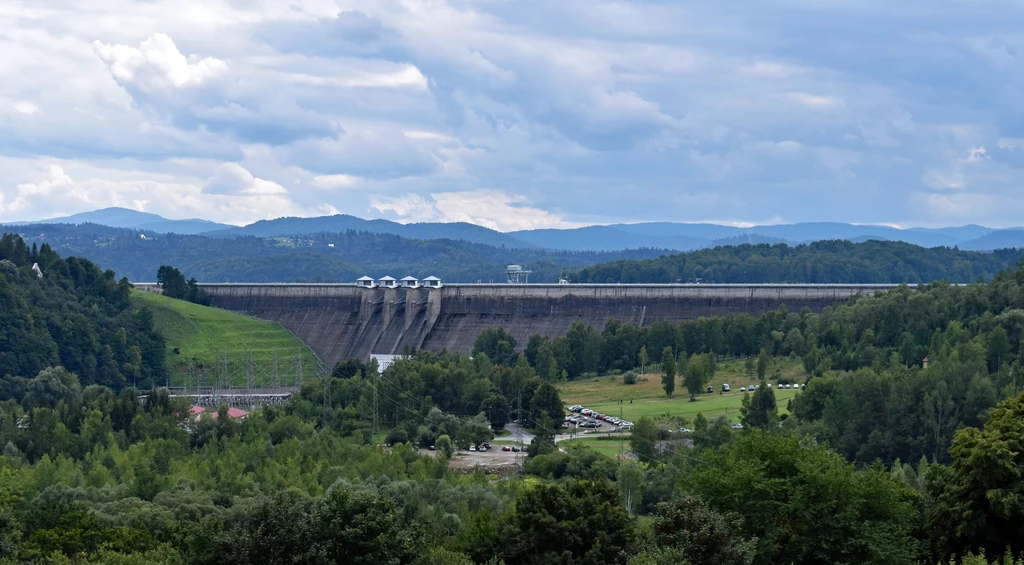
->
(623, 371), (638, 385)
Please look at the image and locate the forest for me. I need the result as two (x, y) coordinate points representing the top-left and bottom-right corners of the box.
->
(8, 225), (1024, 284)
(3, 235), (1024, 563)
(571, 239), (1024, 283)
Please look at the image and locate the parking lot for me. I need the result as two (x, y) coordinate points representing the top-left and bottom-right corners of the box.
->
(564, 404), (634, 432)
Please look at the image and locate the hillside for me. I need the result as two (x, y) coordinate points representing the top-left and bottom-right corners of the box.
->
(5, 223), (669, 282)
(133, 290), (322, 387)
(572, 239), (1024, 284)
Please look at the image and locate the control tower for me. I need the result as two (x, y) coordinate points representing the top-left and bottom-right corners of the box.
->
(506, 264), (532, 284)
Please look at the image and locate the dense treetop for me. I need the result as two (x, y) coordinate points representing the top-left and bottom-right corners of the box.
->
(0, 234), (165, 393)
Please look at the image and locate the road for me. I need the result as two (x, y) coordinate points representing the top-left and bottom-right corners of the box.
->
(504, 422), (627, 444)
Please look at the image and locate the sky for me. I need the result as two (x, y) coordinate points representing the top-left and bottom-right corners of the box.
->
(3, 0), (1024, 231)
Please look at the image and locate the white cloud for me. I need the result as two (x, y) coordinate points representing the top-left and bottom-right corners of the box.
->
(13, 101), (39, 115)
(789, 92), (845, 108)
(998, 137), (1024, 150)
(311, 174), (362, 189)
(203, 163), (287, 195)
(94, 33), (227, 91)
(370, 190), (585, 231)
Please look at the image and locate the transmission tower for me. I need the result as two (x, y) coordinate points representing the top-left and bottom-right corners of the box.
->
(272, 349), (281, 393)
(246, 347), (255, 410)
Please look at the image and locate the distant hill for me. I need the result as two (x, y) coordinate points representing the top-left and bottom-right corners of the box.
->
(8, 207), (1022, 252)
(210, 214), (535, 248)
(3, 223), (668, 283)
(4, 207), (232, 234)
(959, 229), (1024, 251)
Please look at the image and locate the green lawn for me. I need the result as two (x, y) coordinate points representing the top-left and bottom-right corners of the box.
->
(560, 435), (630, 458)
(133, 290), (322, 388)
(557, 358), (805, 424)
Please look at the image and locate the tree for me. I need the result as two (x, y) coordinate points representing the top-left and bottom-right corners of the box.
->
(652, 495), (756, 565)
(683, 354), (707, 400)
(927, 391), (1024, 560)
(435, 434), (454, 458)
(617, 461), (644, 514)
(479, 394), (510, 430)
(472, 328), (518, 366)
(24, 367), (82, 410)
(756, 348), (770, 379)
(623, 371), (638, 385)
(661, 346), (676, 398)
(156, 265), (187, 299)
(630, 417), (659, 464)
(530, 383), (564, 427)
(739, 379), (778, 429)
(501, 480), (640, 565)
(527, 413), (557, 458)
(683, 432), (920, 565)
(638, 346), (649, 376)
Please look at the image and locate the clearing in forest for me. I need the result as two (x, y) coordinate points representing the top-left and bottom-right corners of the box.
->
(557, 358), (806, 424)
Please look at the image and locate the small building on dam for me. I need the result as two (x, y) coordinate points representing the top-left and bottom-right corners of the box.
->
(135, 278), (899, 369)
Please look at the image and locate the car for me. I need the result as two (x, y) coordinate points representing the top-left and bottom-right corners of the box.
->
(786, 384), (792, 389)
(722, 383), (731, 392)
(511, 446), (520, 452)
(429, 445), (436, 451)
(469, 445), (477, 452)
(483, 443), (491, 449)
(739, 386), (746, 392)
(501, 446), (511, 452)
(767, 383), (772, 388)
(679, 427), (693, 433)
(731, 423), (744, 429)
(707, 386), (713, 393)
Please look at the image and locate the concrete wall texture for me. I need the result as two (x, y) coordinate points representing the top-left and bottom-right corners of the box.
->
(134, 283), (898, 368)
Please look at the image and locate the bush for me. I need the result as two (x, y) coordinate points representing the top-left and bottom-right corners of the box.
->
(623, 371), (638, 385)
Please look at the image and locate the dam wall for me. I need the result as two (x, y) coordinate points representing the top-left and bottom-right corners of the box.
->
(134, 283), (899, 368)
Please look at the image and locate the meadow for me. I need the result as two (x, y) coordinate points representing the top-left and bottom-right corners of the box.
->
(556, 357), (805, 425)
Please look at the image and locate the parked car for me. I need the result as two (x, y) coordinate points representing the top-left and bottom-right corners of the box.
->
(511, 446), (520, 452)
(706, 386), (713, 393)
(469, 445), (477, 452)
(679, 427), (693, 433)
(740, 386), (746, 392)
(501, 446), (511, 452)
(731, 423), (744, 429)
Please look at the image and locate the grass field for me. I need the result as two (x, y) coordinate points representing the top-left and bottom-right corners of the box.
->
(133, 290), (322, 387)
(557, 358), (805, 424)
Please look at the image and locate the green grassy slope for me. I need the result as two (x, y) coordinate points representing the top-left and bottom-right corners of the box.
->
(557, 358), (805, 424)
(133, 290), (322, 387)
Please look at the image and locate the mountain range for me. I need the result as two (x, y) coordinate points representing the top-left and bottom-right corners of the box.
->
(5, 207), (1024, 251)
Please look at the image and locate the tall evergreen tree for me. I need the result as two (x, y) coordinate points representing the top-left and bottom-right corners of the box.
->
(661, 347), (676, 398)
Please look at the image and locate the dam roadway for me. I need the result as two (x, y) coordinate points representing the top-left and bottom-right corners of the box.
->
(135, 283), (900, 368)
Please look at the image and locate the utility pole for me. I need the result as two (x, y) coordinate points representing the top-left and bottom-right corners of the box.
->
(516, 389), (523, 469)
(372, 371), (379, 439)
(619, 405), (625, 458)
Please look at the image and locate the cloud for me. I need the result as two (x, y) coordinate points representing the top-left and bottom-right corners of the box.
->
(203, 163), (287, 195)
(3, 0), (1024, 229)
(311, 174), (362, 189)
(94, 34), (227, 91)
(13, 102), (39, 115)
(370, 190), (585, 231)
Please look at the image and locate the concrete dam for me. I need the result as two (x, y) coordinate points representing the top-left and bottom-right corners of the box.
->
(136, 283), (899, 368)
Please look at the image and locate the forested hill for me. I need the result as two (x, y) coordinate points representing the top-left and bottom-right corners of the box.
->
(7, 223), (669, 283)
(572, 239), (1024, 284)
(0, 234), (165, 394)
